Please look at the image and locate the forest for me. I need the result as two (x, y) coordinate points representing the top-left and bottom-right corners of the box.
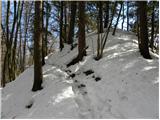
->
(1, 0), (159, 119)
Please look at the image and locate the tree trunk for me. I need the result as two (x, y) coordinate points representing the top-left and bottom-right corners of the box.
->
(112, 2), (123, 35)
(32, 1), (43, 91)
(127, 1), (129, 31)
(19, 21), (23, 72)
(9, 1), (17, 45)
(2, 1), (10, 84)
(0, 0), (2, 87)
(42, 1), (45, 65)
(10, 1), (20, 81)
(11, 1), (24, 80)
(122, 4), (124, 30)
(67, 1), (77, 46)
(97, 20), (101, 59)
(136, 3), (140, 51)
(44, 2), (50, 56)
(64, 2), (67, 43)
(60, 1), (64, 51)
(78, 1), (86, 60)
(22, 2), (33, 71)
(150, 2), (154, 50)
(100, 2), (117, 57)
(66, 1), (86, 67)
(104, 1), (109, 28)
(6, 1), (10, 45)
(138, 1), (151, 59)
(98, 1), (103, 33)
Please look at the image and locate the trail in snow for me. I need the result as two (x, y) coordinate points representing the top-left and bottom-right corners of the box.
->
(2, 29), (159, 118)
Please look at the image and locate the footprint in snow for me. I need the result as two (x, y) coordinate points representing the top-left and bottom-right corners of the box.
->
(25, 99), (34, 109)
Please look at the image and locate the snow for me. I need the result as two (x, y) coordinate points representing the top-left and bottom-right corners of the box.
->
(1, 29), (159, 119)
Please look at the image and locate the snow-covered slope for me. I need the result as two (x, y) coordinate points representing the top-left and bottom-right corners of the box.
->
(1, 29), (159, 118)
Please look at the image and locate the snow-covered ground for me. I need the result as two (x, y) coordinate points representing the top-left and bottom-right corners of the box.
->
(1, 29), (159, 118)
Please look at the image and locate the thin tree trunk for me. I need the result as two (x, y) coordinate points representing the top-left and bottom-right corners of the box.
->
(6, 1), (10, 45)
(136, 4), (140, 50)
(150, 2), (154, 50)
(22, 2), (30, 71)
(127, 1), (129, 31)
(11, 1), (24, 80)
(64, 2), (67, 43)
(122, 4), (124, 30)
(9, 1), (17, 45)
(60, 1), (64, 51)
(2, 1), (10, 84)
(44, 2), (50, 56)
(97, 19), (100, 59)
(100, 2), (117, 57)
(32, 1), (43, 91)
(112, 2), (123, 35)
(19, 21), (23, 72)
(0, 0), (2, 87)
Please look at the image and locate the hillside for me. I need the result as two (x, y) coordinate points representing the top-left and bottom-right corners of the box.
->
(1, 29), (159, 119)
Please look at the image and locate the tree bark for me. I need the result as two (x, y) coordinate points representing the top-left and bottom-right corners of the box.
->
(32, 1), (43, 91)
(138, 1), (151, 59)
